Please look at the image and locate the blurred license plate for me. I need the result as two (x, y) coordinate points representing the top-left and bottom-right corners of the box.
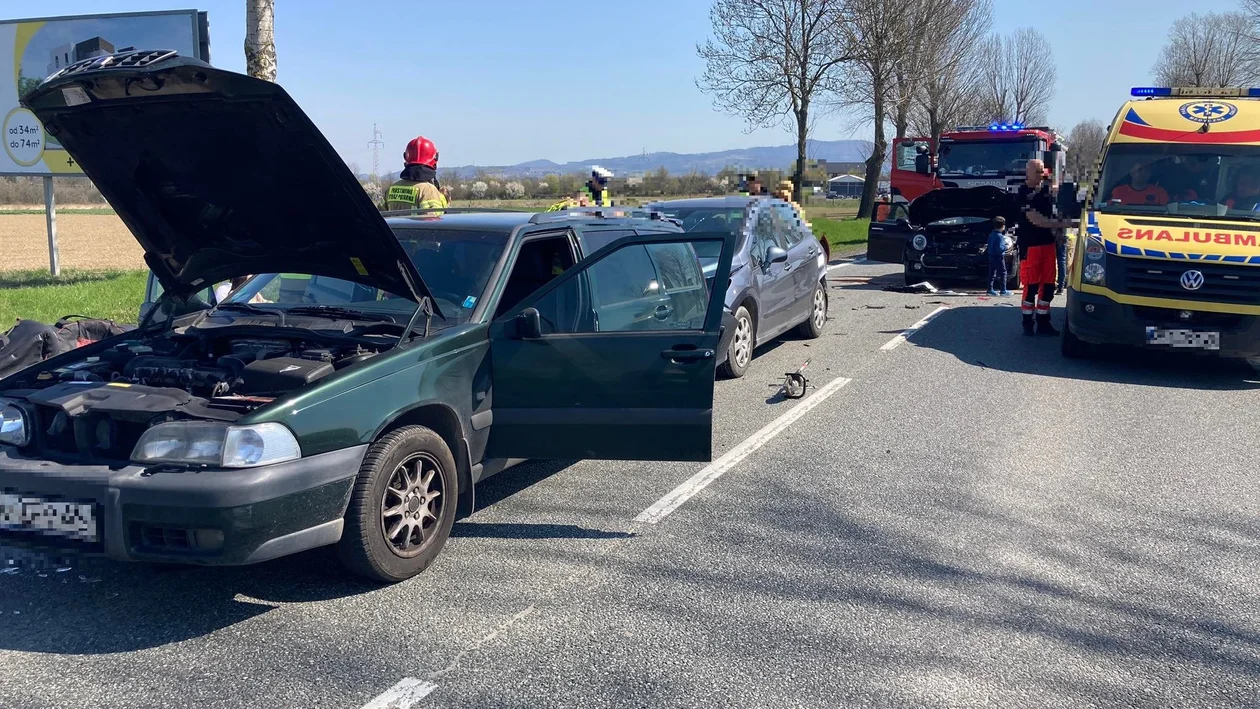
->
(1145, 327), (1220, 350)
(0, 493), (98, 542)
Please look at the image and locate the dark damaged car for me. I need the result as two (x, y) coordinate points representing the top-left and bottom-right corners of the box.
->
(897, 186), (1022, 288)
(0, 52), (736, 582)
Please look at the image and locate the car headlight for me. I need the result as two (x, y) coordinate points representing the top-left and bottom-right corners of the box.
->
(1082, 236), (1106, 285)
(0, 401), (30, 447)
(131, 421), (301, 468)
(911, 234), (927, 250)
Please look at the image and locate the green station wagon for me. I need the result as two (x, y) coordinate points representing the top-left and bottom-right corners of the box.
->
(0, 52), (735, 582)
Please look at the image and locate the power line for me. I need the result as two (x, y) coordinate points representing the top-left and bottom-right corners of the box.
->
(368, 124), (384, 182)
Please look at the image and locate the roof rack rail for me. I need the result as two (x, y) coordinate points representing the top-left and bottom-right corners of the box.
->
(379, 207), (533, 217)
(527, 207), (677, 225)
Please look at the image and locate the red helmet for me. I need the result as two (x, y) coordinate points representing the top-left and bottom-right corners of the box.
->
(403, 136), (438, 168)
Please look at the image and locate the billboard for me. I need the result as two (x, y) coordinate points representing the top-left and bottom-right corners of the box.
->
(0, 10), (210, 176)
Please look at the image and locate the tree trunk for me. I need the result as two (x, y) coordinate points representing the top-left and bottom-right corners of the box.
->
(858, 83), (887, 220)
(245, 0), (277, 82)
(793, 104), (809, 204)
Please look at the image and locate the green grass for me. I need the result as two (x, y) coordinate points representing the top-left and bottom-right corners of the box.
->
(0, 208), (116, 215)
(810, 217), (870, 256)
(0, 270), (146, 328)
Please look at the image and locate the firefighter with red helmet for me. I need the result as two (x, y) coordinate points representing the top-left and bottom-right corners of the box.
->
(384, 136), (450, 212)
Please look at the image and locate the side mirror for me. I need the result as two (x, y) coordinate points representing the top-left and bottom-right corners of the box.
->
(514, 307), (542, 340)
(766, 246), (789, 265)
(1049, 143), (1063, 153)
(914, 153), (932, 175)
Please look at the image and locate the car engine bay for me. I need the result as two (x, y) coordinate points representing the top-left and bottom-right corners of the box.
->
(1, 330), (381, 462)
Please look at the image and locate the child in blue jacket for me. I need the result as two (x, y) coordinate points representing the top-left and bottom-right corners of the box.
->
(987, 216), (1012, 296)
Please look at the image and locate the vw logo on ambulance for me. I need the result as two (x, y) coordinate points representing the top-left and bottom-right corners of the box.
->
(1180, 270), (1205, 291)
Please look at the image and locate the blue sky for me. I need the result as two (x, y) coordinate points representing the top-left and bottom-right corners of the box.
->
(6, 1), (1249, 171)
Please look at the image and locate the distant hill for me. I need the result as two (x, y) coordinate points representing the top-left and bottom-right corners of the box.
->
(431, 139), (884, 179)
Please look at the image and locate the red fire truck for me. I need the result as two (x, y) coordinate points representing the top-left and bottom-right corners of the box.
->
(889, 123), (1067, 203)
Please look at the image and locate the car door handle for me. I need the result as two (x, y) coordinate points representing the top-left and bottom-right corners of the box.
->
(661, 347), (714, 363)
(653, 304), (674, 320)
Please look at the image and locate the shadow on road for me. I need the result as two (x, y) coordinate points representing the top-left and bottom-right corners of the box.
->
(0, 459), (588, 655)
(618, 483), (1260, 706)
(452, 522), (634, 540)
(909, 305), (1260, 391)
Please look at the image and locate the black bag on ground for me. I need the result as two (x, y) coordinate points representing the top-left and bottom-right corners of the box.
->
(0, 319), (69, 380)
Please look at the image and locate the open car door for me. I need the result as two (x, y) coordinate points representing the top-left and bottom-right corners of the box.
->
(866, 201), (912, 264)
(486, 230), (737, 463)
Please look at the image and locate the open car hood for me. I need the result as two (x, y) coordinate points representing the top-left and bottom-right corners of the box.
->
(908, 186), (1021, 227)
(23, 52), (437, 311)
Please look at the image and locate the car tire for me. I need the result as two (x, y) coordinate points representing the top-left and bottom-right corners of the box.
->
(795, 279), (827, 338)
(1060, 314), (1089, 359)
(904, 266), (926, 286)
(718, 305), (754, 379)
(337, 425), (459, 583)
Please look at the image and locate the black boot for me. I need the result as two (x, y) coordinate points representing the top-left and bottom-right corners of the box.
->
(1036, 314), (1059, 336)
(1022, 315), (1035, 336)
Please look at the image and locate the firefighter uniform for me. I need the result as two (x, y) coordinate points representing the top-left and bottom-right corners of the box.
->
(385, 180), (448, 211)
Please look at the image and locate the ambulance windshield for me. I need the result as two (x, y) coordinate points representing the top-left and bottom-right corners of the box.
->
(1093, 143), (1260, 220)
(937, 138), (1039, 176)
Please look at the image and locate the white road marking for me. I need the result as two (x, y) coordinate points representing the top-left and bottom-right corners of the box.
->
(828, 258), (872, 271)
(879, 305), (949, 351)
(635, 376), (853, 524)
(360, 678), (438, 709)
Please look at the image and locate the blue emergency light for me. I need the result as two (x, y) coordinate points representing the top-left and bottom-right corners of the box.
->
(986, 122), (1024, 131)
(1131, 86), (1260, 98)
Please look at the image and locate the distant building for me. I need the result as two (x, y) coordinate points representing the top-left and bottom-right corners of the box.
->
(46, 37), (115, 77)
(827, 174), (864, 198)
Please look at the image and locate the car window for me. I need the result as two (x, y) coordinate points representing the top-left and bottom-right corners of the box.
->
(145, 272), (215, 305)
(772, 203), (806, 246)
(222, 227), (511, 327)
(531, 240), (714, 335)
(750, 205), (785, 262)
(878, 203), (909, 223)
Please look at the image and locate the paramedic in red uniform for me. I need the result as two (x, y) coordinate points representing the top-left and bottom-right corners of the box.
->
(1108, 161), (1170, 206)
(1017, 159), (1079, 336)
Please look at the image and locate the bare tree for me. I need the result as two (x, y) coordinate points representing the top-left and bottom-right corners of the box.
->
(696, 0), (850, 202)
(975, 28), (1056, 124)
(834, 0), (921, 219)
(245, 0), (277, 82)
(1065, 119), (1107, 183)
(1153, 12), (1259, 87)
(887, 0), (991, 141)
(906, 0), (992, 144)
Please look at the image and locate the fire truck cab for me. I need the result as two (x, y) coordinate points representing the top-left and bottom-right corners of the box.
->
(890, 123), (1068, 203)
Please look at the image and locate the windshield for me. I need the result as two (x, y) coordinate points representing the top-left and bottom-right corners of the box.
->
(938, 139), (1040, 176)
(1091, 143), (1260, 220)
(653, 206), (747, 236)
(222, 227), (510, 327)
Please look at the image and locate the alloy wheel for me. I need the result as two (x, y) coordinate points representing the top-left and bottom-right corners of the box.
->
(812, 288), (826, 329)
(380, 452), (445, 558)
(733, 314), (752, 367)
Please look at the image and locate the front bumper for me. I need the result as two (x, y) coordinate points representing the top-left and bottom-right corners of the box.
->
(1067, 288), (1260, 358)
(0, 445), (366, 565)
(905, 250), (1015, 281)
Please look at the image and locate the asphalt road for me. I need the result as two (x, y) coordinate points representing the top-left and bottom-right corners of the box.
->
(2, 260), (1258, 709)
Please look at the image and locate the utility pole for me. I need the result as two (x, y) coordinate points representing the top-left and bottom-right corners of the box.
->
(244, 0), (276, 82)
(368, 124), (384, 184)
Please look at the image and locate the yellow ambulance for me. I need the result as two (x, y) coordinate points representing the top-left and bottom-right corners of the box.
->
(1063, 86), (1260, 361)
